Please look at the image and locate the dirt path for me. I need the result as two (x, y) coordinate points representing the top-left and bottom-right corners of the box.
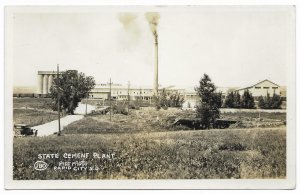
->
(32, 103), (95, 136)
(74, 102), (96, 114)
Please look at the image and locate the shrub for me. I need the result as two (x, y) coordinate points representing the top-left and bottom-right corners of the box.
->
(218, 142), (247, 151)
(112, 104), (128, 115)
(153, 89), (184, 109)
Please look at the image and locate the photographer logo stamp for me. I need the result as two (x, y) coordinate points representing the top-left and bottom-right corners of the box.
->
(34, 161), (48, 171)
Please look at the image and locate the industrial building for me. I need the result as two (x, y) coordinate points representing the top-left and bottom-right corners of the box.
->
(13, 72), (286, 105)
(36, 71), (60, 97)
(235, 79), (281, 98)
(33, 71), (185, 100)
(89, 83), (185, 101)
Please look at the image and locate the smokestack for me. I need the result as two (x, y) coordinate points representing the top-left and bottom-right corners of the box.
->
(145, 12), (160, 96)
(154, 31), (158, 96)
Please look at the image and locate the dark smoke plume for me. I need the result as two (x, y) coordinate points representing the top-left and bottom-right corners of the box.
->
(145, 12), (160, 43)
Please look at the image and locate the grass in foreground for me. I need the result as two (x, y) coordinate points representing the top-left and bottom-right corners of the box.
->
(13, 128), (286, 180)
(13, 109), (58, 127)
(70, 108), (286, 133)
(13, 98), (52, 110)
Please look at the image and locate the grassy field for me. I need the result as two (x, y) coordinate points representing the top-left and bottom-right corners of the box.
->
(222, 111), (286, 121)
(84, 98), (152, 108)
(13, 98), (286, 180)
(13, 98), (58, 134)
(87, 108), (286, 131)
(63, 108), (286, 135)
(13, 109), (58, 128)
(13, 128), (286, 180)
(13, 98), (53, 110)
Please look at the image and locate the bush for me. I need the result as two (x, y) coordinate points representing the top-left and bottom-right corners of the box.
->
(153, 89), (184, 109)
(218, 142), (247, 151)
(112, 104), (128, 115)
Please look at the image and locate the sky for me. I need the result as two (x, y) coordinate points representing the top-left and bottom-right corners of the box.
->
(11, 6), (294, 88)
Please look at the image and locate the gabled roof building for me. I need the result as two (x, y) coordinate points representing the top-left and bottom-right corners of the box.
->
(235, 79), (281, 97)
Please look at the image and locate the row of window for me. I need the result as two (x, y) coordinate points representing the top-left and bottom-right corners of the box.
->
(254, 87), (278, 89)
(117, 96), (152, 100)
(112, 91), (151, 95)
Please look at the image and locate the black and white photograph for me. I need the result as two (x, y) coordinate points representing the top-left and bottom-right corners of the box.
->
(3, 5), (296, 189)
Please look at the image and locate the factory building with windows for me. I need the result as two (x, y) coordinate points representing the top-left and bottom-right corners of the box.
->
(89, 83), (185, 101)
(34, 71), (185, 100)
(234, 79), (281, 98)
(14, 71), (286, 103)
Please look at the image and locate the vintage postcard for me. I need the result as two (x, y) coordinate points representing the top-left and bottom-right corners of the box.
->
(4, 6), (296, 189)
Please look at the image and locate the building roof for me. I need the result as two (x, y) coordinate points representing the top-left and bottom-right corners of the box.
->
(235, 79), (280, 91)
(216, 87), (238, 94)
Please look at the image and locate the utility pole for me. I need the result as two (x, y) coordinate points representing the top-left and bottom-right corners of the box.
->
(109, 78), (112, 121)
(139, 87), (142, 108)
(127, 81), (130, 113)
(57, 64), (61, 136)
(85, 93), (88, 116)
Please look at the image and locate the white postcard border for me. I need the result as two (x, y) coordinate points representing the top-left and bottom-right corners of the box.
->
(4, 5), (296, 190)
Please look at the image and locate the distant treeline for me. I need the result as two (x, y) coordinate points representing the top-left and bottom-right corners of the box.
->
(223, 90), (282, 109)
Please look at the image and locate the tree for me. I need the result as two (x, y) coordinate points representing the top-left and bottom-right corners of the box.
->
(225, 90), (254, 109)
(160, 88), (168, 108)
(224, 91), (235, 108)
(258, 92), (282, 109)
(49, 70), (96, 114)
(241, 89), (255, 109)
(214, 92), (223, 108)
(258, 95), (265, 109)
(233, 92), (241, 108)
(270, 93), (282, 109)
(195, 73), (220, 128)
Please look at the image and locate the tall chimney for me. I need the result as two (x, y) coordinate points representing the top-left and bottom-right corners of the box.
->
(145, 12), (160, 96)
(154, 34), (158, 96)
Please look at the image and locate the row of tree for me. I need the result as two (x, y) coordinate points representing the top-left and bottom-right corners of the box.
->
(195, 77), (282, 110)
(194, 74), (283, 129)
(224, 91), (282, 109)
(224, 90), (255, 109)
(258, 93), (282, 109)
